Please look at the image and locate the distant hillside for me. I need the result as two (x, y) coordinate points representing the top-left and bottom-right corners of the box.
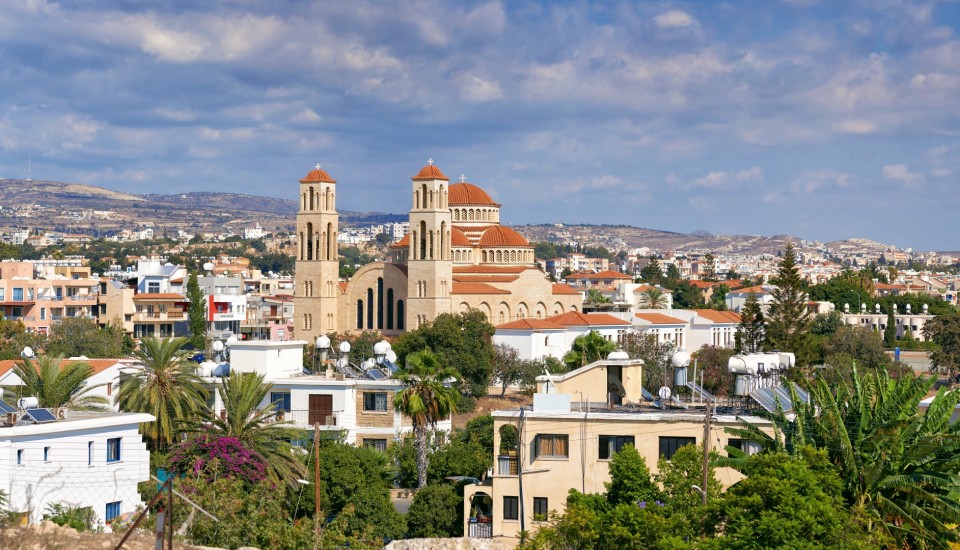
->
(141, 191), (296, 215)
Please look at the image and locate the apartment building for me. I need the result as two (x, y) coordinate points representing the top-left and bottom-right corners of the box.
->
(0, 261), (99, 334)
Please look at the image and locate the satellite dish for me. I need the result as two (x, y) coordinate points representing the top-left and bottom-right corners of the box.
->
(212, 340), (224, 352)
(203, 262), (214, 271)
(671, 350), (691, 368)
(658, 386), (672, 400)
(21, 347), (34, 359)
(338, 341), (351, 354)
(385, 350), (397, 363)
(316, 335), (331, 349)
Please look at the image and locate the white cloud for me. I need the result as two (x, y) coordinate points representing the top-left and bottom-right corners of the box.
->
(654, 10), (698, 30)
(459, 75), (504, 103)
(789, 170), (852, 193)
(833, 119), (877, 134)
(882, 164), (925, 187)
(692, 166), (763, 188)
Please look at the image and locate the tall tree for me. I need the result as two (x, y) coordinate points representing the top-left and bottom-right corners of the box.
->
(638, 255), (663, 284)
(605, 444), (661, 506)
(187, 272), (207, 351)
(735, 292), (766, 353)
(923, 312), (960, 381)
(45, 317), (123, 358)
(115, 336), (207, 449)
(636, 287), (669, 309)
(181, 372), (307, 486)
(11, 355), (109, 410)
(701, 253), (717, 282)
(884, 309), (897, 347)
(393, 350), (460, 488)
(766, 242), (811, 357)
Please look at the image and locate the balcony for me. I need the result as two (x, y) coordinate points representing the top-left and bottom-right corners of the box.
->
(66, 295), (97, 303)
(133, 310), (185, 322)
(497, 455), (518, 476)
(468, 520), (492, 538)
(263, 410), (337, 428)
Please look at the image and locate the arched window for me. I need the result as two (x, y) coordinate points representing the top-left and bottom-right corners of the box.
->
(326, 222), (333, 260)
(309, 187), (315, 210)
(377, 278), (384, 330)
(419, 221), (427, 259)
(367, 288), (374, 330)
(397, 300), (405, 330)
(387, 288), (395, 330)
(356, 300), (363, 329)
(306, 223), (313, 260)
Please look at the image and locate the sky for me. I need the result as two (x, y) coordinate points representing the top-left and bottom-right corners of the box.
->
(1, 1), (959, 251)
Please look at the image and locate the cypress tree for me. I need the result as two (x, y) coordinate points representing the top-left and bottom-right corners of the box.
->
(766, 242), (811, 357)
(737, 292), (766, 353)
(884, 308), (897, 347)
(187, 272), (207, 351)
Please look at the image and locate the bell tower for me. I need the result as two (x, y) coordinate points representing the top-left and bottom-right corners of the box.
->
(406, 159), (453, 329)
(294, 164), (339, 340)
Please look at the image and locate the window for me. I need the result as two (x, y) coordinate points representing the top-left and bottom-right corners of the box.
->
(363, 392), (388, 412)
(533, 497), (549, 520)
(88, 441), (93, 465)
(503, 496), (519, 521)
(44, 447), (50, 462)
(40, 307), (46, 320)
(12, 288), (23, 301)
(598, 435), (635, 460)
(535, 434), (569, 458)
(106, 382), (112, 397)
(363, 439), (388, 452)
(105, 501), (121, 522)
(659, 436), (696, 460)
(106, 437), (121, 463)
(147, 282), (160, 293)
(270, 392), (291, 412)
(17, 449), (23, 465)
(727, 438), (761, 457)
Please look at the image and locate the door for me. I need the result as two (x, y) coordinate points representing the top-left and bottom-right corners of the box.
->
(308, 394), (333, 426)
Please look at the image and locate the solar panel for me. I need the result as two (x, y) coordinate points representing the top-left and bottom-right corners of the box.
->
(383, 359), (400, 374)
(366, 369), (386, 380)
(641, 387), (655, 401)
(0, 401), (15, 414)
(686, 382), (716, 403)
(24, 408), (58, 423)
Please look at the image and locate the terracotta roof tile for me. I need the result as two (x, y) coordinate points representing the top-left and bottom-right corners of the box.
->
(546, 311), (630, 326)
(337, 282), (348, 292)
(567, 270), (632, 280)
(451, 282), (511, 295)
(453, 275), (520, 283)
(412, 163), (449, 181)
(552, 283), (581, 295)
(633, 284), (673, 294)
(478, 226), (530, 247)
(448, 183), (500, 206)
(634, 312), (686, 324)
(495, 319), (566, 330)
(692, 309), (741, 323)
(391, 234), (411, 248)
(299, 166), (337, 184)
(451, 227), (472, 247)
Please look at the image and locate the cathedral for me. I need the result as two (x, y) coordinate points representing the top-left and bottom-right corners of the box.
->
(294, 160), (582, 340)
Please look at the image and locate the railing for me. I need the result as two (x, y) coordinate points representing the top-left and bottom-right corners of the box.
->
(66, 295), (97, 302)
(260, 410), (337, 427)
(468, 520), (492, 538)
(498, 455), (518, 475)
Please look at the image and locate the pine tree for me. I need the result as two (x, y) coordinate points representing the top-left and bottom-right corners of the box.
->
(884, 309), (897, 347)
(187, 272), (207, 351)
(737, 292), (766, 353)
(766, 242), (811, 357)
(639, 255), (663, 284)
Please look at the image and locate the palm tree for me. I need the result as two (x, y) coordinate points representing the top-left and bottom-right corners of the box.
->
(115, 336), (207, 449)
(722, 368), (960, 548)
(563, 330), (617, 369)
(393, 350), (460, 488)
(637, 287), (669, 309)
(10, 355), (109, 410)
(183, 372), (307, 486)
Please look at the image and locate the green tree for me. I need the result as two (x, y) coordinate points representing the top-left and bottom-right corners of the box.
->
(702, 253), (717, 282)
(186, 272), (207, 351)
(492, 343), (545, 397)
(605, 444), (661, 506)
(183, 372), (307, 486)
(392, 311), (495, 397)
(11, 355), (109, 410)
(621, 331), (676, 391)
(709, 283), (729, 310)
(924, 312), (960, 380)
(810, 309), (843, 336)
(655, 444), (721, 539)
(665, 279), (705, 309)
(563, 330), (617, 370)
(692, 345), (735, 397)
(639, 255), (663, 284)
(393, 350), (460, 488)
(0, 319), (43, 361)
(45, 317), (123, 358)
(115, 336), (207, 449)
(822, 325), (889, 371)
(585, 288), (612, 308)
(766, 242), (811, 358)
(637, 287), (669, 309)
(736, 292), (766, 354)
(884, 309), (897, 347)
(406, 483), (463, 538)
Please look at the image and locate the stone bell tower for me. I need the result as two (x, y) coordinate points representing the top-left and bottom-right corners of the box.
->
(406, 159), (453, 329)
(294, 164), (340, 340)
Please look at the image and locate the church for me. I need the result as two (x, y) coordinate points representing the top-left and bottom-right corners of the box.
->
(294, 160), (582, 340)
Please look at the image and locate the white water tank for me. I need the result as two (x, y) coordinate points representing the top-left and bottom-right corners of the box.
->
(17, 396), (39, 410)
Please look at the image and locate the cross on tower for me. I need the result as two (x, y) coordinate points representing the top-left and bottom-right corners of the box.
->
(315, 163), (322, 170)
(427, 158), (434, 166)
(460, 173), (466, 183)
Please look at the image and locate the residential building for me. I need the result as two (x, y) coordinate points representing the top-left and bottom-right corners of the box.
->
(0, 260), (99, 334)
(0, 408), (154, 525)
(494, 312), (631, 362)
(198, 276), (247, 340)
(461, 357), (771, 540)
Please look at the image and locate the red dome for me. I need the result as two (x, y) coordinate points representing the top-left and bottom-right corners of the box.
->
(451, 227), (472, 247)
(479, 226), (530, 247)
(299, 165), (336, 183)
(449, 183), (500, 206)
(412, 162), (449, 181)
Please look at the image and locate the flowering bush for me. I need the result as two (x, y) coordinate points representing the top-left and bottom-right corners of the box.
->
(169, 436), (268, 485)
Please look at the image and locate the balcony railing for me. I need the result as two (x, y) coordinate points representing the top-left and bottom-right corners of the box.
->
(261, 410), (337, 428)
(468, 520), (492, 538)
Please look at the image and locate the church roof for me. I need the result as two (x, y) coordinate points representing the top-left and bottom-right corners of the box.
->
(299, 165), (336, 183)
(449, 183), (501, 207)
(390, 234), (410, 248)
(495, 319), (566, 330)
(478, 226), (530, 247)
(545, 311), (631, 326)
(552, 283), (581, 295)
(454, 274), (521, 283)
(452, 282), (511, 295)
(454, 266), (530, 274)
(412, 162), (449, 181)
(451, 227), (472, 247)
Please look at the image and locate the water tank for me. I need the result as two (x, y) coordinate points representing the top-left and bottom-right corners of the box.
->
(18, 396), (39, 410)
(734, 376), (752, 396)
(778, 352), (796, 369)
(728, 355), (759, 375)
(211, 363), (231, 377)
(674, 366), (687, 386)
(607, 350), (629, 360)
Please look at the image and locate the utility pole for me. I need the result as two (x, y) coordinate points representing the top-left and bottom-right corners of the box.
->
(314, 421), (321, 538)
(701, 401), (712, 506)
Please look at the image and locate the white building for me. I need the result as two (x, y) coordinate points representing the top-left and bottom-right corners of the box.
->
(244, 223), (265, 240)
(494, 312), (632, 362)
(0, 409), (154, 525)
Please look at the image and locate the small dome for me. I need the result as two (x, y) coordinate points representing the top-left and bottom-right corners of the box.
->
(299, 165), (336, 183)
(449, 183), (500, 207)
(479, 226), (530, 247)
(451, 227), (472, 247)
(413, 162), (449, 181)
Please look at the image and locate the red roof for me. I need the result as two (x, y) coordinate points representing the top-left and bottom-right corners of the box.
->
(546, 311), (630, 326)
(496, 319), (566, 330)
(449, 183), (500, 206)
(634, 313), (685, 324)
(451, 227), (472, 247)
(478, 226), (530, 247)
(692, 309), (741, 323)
(391, 234), (411, 248)
(552, 283), (581, 295)
(451, 282), (511, 295)
(567, 270), (632, 280)
(732, 285), (772, 295)
(299, 166), (337, 184)
(412, 163), (449, 181)
(633, 284), (673, 294)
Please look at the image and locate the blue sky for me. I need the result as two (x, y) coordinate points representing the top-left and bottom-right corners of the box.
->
(1, 1), (958, 250)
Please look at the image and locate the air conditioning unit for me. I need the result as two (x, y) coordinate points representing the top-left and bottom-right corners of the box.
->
(6, 413), (20, 426)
